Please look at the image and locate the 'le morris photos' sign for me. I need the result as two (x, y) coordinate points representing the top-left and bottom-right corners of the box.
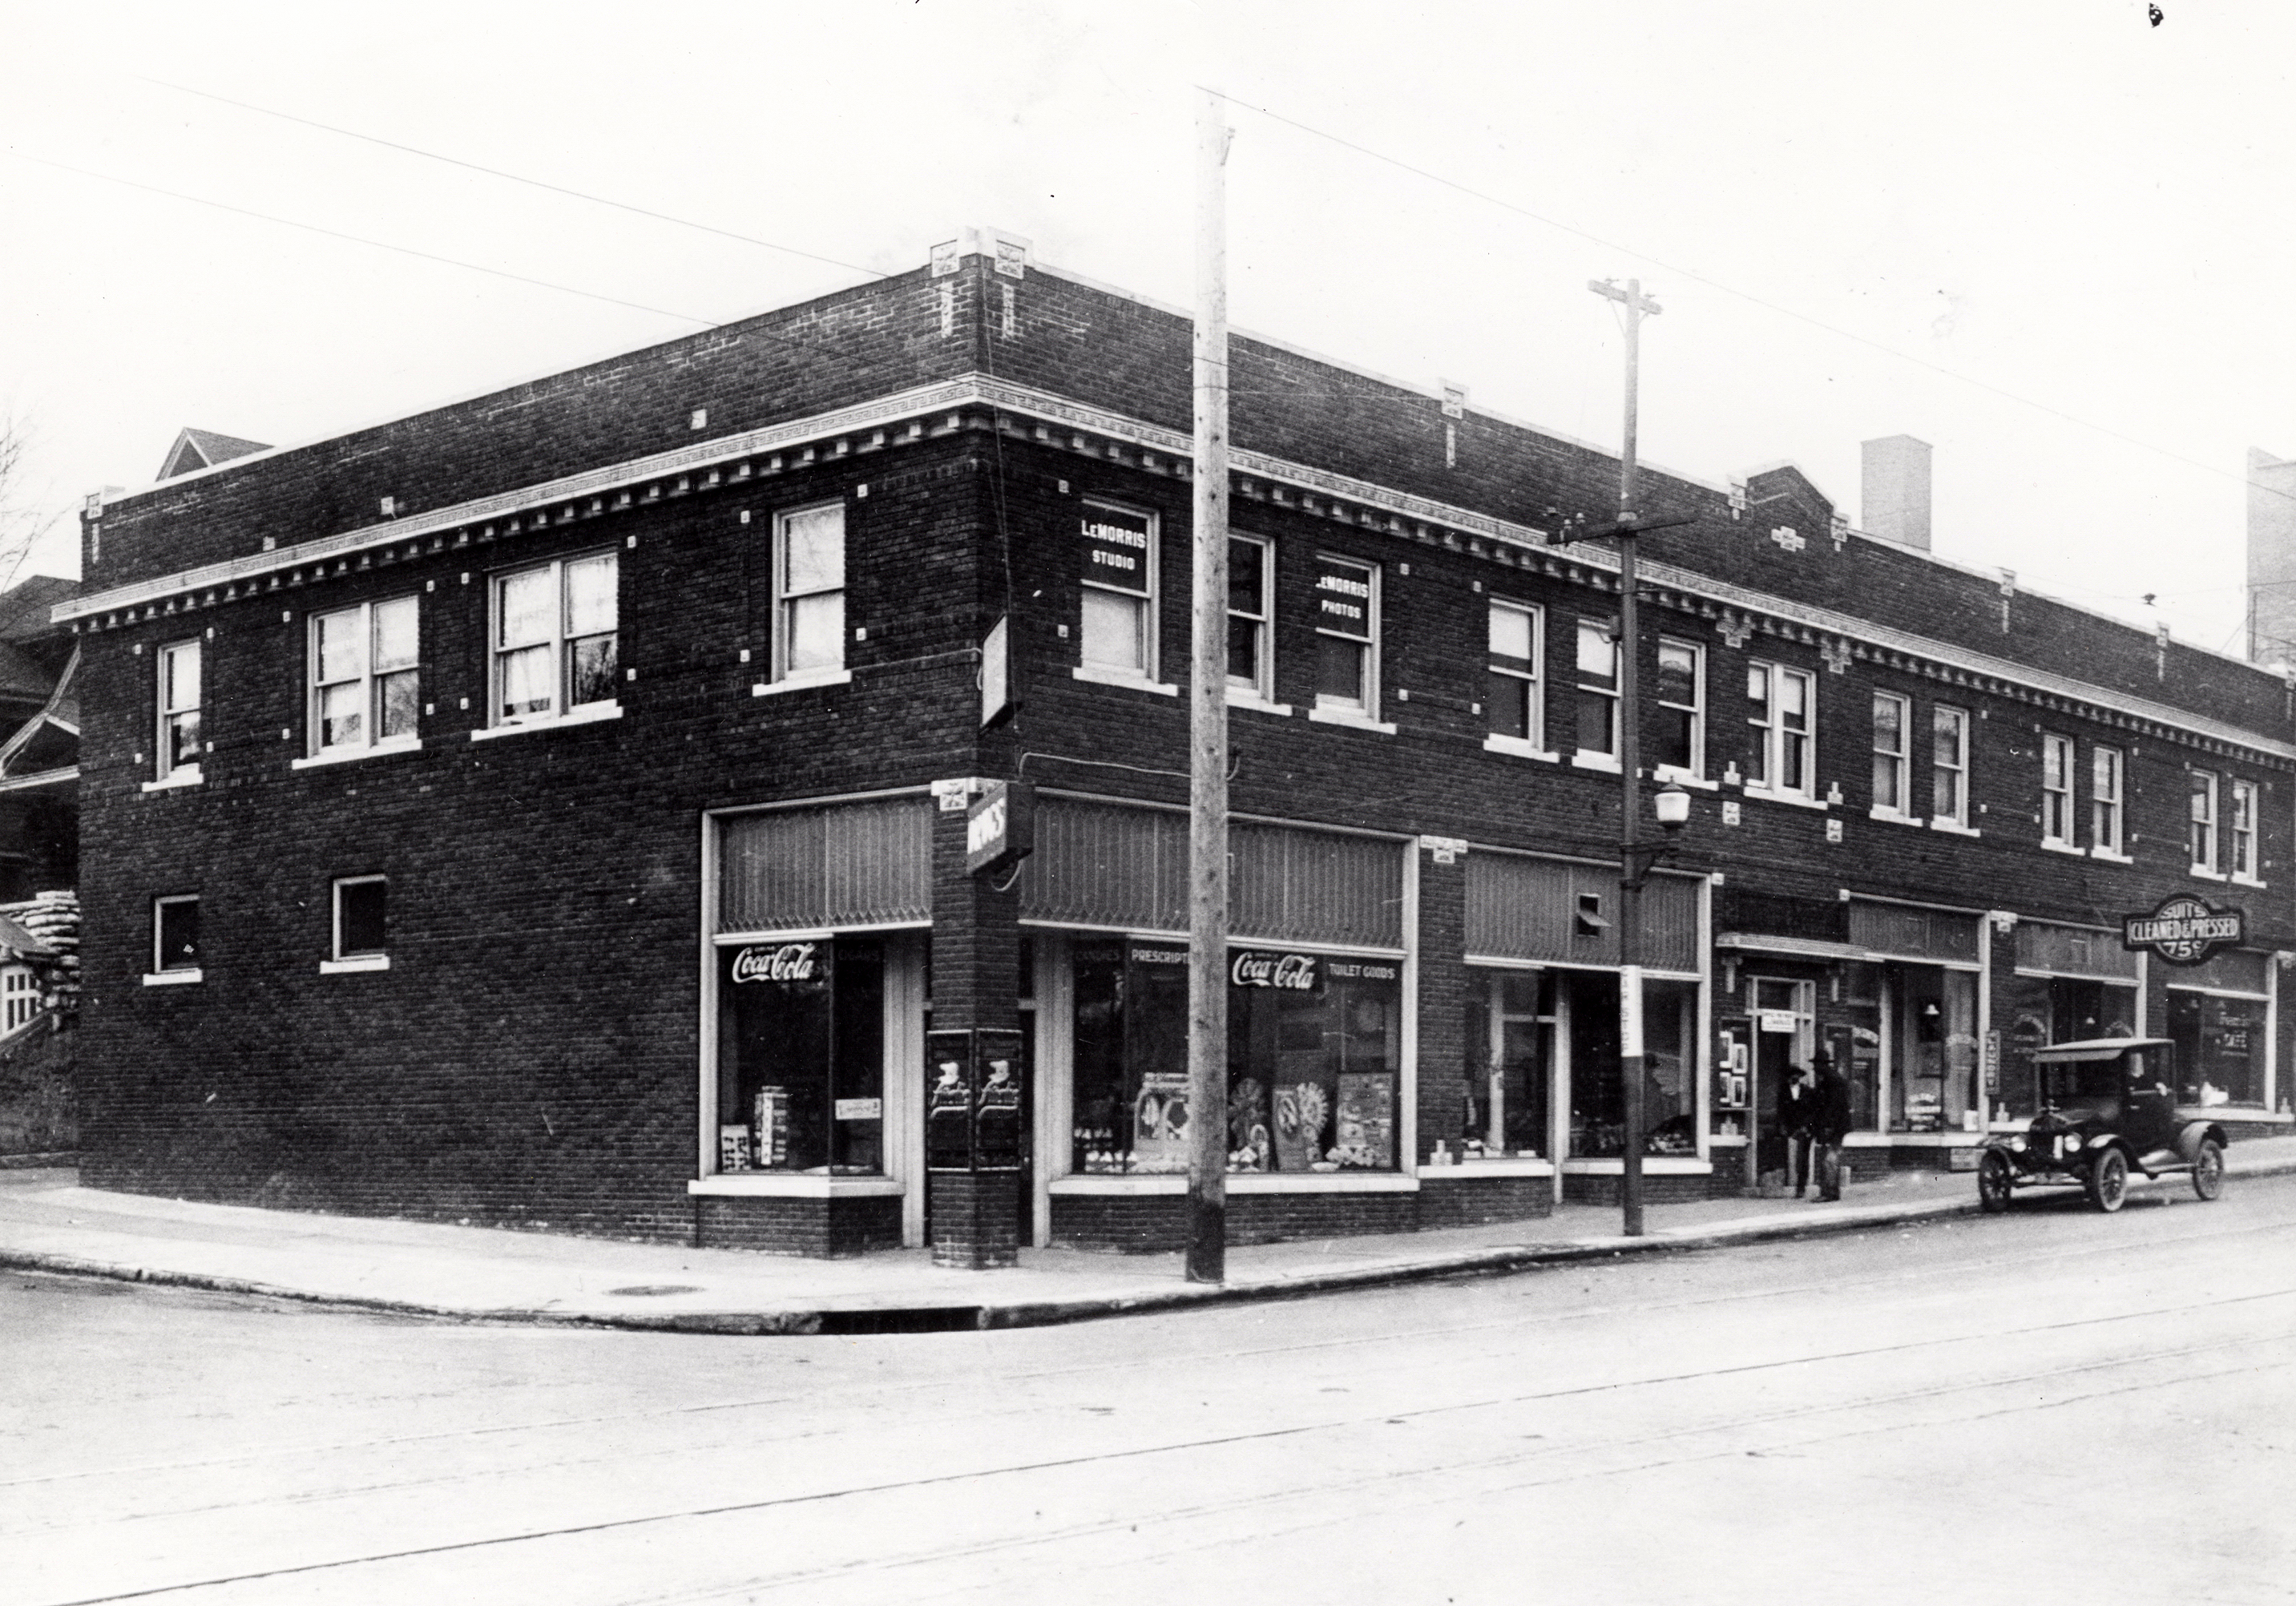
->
(2121, 894), (2245, 966)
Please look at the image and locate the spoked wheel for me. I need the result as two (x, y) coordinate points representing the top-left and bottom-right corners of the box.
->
(2192, 1138), (2225, 1201)
(1977, 1150), (2015, 1214)
(2084, 1147), (2129, 1213)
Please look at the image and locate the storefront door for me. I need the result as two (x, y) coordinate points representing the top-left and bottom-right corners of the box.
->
(1749, 978), (1814, 1183)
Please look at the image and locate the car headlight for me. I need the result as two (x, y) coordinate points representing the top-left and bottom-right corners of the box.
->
(2063, 1133), (2084, 1152)
(2008, 1136), (2027, 1152)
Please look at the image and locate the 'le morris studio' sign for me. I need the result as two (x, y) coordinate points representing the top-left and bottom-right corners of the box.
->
(2121, 894), (2246, 966)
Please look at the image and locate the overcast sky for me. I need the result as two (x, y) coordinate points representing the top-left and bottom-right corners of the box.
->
(4, 1), (2291, 656)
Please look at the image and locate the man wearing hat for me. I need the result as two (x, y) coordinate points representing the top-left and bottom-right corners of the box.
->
(1809, 1049), (1853, 1202)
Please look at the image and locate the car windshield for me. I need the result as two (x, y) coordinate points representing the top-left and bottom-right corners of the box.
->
(2051, 1053), (2140, 1104)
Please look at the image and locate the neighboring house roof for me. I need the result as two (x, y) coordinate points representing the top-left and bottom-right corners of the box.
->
(0, 577), (76, 645)
(158, 427), (272, 482)
(0, 645), (76, 781)
(0, 911), (54, 961)
(0, 640), (53, 703)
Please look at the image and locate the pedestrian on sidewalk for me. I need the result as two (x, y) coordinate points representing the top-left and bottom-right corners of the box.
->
(1810, 1050), (1852, 1202)
(1781, 1060), (1815, 1198)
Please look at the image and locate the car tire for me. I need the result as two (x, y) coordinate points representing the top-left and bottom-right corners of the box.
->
(1977, 1150), (2014, 1214)
(2085, 1147), (2129, 1213)
(2192, 1138), (2225, 1202)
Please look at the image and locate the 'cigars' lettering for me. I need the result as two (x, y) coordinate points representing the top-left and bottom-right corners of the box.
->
(730, 942), (821, 983)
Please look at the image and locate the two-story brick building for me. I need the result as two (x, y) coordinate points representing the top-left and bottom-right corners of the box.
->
(65, 230), (2295, 1261)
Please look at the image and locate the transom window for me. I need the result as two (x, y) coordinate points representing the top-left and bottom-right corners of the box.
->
(311, 598), (418, 755)
(1932, 706), (1971, 825)
(493, 553), (618, 724)
(1872, 692), (1911, 814)
(1574, 619), (1618, 757)
(775, 502), (845, 680)
(1312, 555), (1378, 711)
(2041, 732), (2075, 845)
(2092, 745), (2125, 854)
(157, 640), (202, 782)
(1079, 502), (1156, 678)
(1228, 535), (1273, 700)
(1653, 637), (1705, 779)
(1747, 661), (1814, 799)
(1486, 599), (1543, 749)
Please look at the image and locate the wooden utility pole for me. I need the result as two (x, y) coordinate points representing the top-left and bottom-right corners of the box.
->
(1186, 88), (1232, 1283)
(1589, 276), (1661, 1238)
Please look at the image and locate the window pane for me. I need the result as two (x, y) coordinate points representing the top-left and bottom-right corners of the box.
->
(315, 609), (364, 684)
(372, 597), (419, 672)
(1873, 693), (1902, 752)
(1080, 506), (1154, 597)
(157, 900), (199, 970)
(1746, 663), (1769, 711)
(2093, 748), (2120, 800)
(782, 505), (844, 597)
(1577, 621), (1616, 682)
(164, 643), (201, 712)
(1656, 641), (1697, 706)
(1778, 671), (1808, 728)
(1317, 634), (1366, 704)
(1487, 672), (1531, 740)
(569, 633), (618, 707)
(1490, 603), (1534, 666)
(1081, 589), (1147, 672)
(319, 681), (364, 749)
(1933, 708), (1963, 767)
(167, 712), (203, 769)
(1655, 708), (1693, 772)
(1227, 615), (1262, 687)
(565, 555), (617, 636)
(1313, 558), (1374, 642)
(1229, 539), (1264, 616)
(2043, 736), (2067, 792)
(1782, 730), (1808, 793)
(338, 881), (386, 956)
(1873, 750), (1901, 812)
(1576, 688), (1616, 755)
(378, 669), (420, 739)
(785, 591), (844, 675)
(498, 569), (552, 648)
(498, 642), (554, 716)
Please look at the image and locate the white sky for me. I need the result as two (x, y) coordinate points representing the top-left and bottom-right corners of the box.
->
(2, 1), (2291, 655)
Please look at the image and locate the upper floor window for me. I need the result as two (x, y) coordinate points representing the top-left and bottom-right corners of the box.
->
(1746, 661), (1814, 799)
(1079, 502), (1156, 680)
(1653, 638), (1705, 780)
(493, 553), (617, 725)
(1487, 599), (1543, 750)
(1932, 706), (1971, 826)
(2092, 745), (2125, 855)
(2230, 778), (2260, 880)
(152, 894), (200, 977)
(311, 598), (418, 757)
(332, 875), (388, 966)
(775, 502), (845, 681)
(1229, 535), (1273, 700)
(156, 640), (202, 783)
(2190, 770), (2221, 874)
(2040, 733), (2075, 846)
(1872, 692), (1911, 815)
(1574, 619), (1618, 757)
(1312, 555), (1378, 712)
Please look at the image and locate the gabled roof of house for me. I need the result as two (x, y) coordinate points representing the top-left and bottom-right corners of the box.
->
(0, 910), (54, 960)
(0, 640), (54, 702)
(158, 427), (272, 482)
(0, 576), (76, 645)
(0, 644), (77, 780)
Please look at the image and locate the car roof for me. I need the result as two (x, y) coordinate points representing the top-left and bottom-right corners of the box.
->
(2030, 1036), (2175, 1063)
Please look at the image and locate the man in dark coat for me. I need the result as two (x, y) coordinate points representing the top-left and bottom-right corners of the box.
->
(1779, 1063), (1814, 1198)
(1810, 1050), (1853, 1202)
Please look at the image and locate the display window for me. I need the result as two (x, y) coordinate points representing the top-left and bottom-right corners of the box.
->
(1998, 973), (2140, 1117)
(714, 935), (886, 1174)
(1068, 940), (1402, 1174)
(1463, 970), (1552, 1157)
(2169, 988), (2267, 1108)
(1888, 965), (1979, 1132)
(1564, 971), (1698, 1158)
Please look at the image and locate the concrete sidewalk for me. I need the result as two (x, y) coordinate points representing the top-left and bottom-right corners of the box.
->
(7, 1140), (2294, 1334)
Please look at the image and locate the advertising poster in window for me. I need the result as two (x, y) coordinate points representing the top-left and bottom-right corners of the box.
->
(1080, 505), (1152, 598)
(1313, 555), (1373, 643)
(1334, 1072), (1394, 1169)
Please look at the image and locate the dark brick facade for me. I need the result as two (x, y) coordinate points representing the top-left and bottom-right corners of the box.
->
(66, 240), (2296, 1257)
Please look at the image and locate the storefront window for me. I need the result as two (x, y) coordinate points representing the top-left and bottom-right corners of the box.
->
(1998, 974), (2139, 1119)
(1463, 970), (1552, 1157)
(715, 936), (885, 1173)
(1889, 966), (1979, 1132)
(2169, 989), (2266, 1107)
(1069, 941), (1402, 1174)
(1567, 972), (1697, 1157)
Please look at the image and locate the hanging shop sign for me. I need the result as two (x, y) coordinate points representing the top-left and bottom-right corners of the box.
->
(966, 778), (1035, 877)
(728, 941), (829, 986)
(2121, 895), (2246, 966)
(1230, 949), (1326, 992)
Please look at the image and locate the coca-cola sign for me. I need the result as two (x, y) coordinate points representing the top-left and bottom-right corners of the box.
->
(728, 942), (825, 985)
(1230, 949), (1324, 993)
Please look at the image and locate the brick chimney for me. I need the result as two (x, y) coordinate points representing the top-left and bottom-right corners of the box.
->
(1861, 434), (1932, 551)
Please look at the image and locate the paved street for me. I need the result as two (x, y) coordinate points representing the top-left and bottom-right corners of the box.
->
(7, 1177), (2294, 1606)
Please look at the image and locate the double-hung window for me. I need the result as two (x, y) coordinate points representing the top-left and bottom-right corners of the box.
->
(151, 894), (200, 982)
(1871, 692), (1911, 815)
(327, 875), (389, 971)
(1746, 661), (1814, 800)
(2092, 745), (2126, 856)
(156, 640), (202, 783)
(1228, 535), (1273, 701)
(310, 598), (418, 757)
(1079, 502), (1157, 680)
(2230, 779), (2260, 881)
(2190, 770), (2221, 874)
(1486, 599), (1543, 751)
(1932, 706), (1971, 827)
(1653, 638), (1705, 780)
(1312, 555), (1378, 713)
(1574, 619), (1618, 759)
(775, 502), (845, 681)
(2040, 733), (2075, 847)
(493, 553), (618, 725)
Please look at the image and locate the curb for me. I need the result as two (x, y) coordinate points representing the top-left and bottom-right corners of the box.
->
(6, 1158), (2292, 1335)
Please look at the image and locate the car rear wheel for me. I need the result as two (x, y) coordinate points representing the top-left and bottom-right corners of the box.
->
(2085, 1147), (2129, 1213)
(2192, 1138), (2225, 1201)
(1977, 1150), (2014, 1214)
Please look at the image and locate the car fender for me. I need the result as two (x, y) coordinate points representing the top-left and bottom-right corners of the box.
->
(2175, 1122), (2229, 1164)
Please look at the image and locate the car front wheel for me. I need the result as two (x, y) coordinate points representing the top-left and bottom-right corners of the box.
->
(1977, 1150), (2014, 1214)
(2192, 1138), (2225, 1201)
(2085, 1147), (2129, 1213)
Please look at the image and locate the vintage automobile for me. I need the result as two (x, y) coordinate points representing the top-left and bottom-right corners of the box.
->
(1976, 1037), (2229, 1214)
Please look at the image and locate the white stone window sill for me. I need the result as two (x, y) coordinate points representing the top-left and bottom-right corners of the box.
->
(688, 1174), (905, 1198)
(2090, 846), (2133, 864)
(1570, 749), (1622, 773)
(293, 739), (422, 772)
(1225, 687), (1293, 716)
(1929, 817), (1981, 837)
(470, 702), (623, 741)
(1869, 808), (1924, 828)
(2189, 866), (2229, 882)
(1419, 1157), (1554, 1179)
(751, 668), (853, 698)
(1308, 704), (1398, 736)
(143, 969), (202, 987)
(2231, 874), (2267, 890)
(1048, 1172), (1417, 1194)
(1071, 664), (1178, 696)
(1653, 767), (1720, 790)
(2039, 838), (2085, 857)
(1558, 1157), (1713, 1175)
(318, 954), (390, 974)
(1745, 785), (1827, 811)
(141, 771), (203, 793)
(1483, 734), (1560, 762)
